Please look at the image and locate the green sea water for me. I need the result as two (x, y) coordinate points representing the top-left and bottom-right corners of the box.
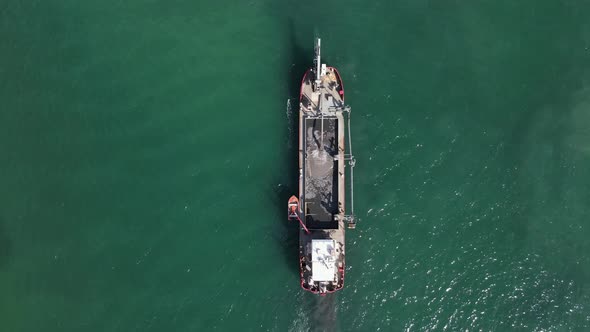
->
(2, 1), (590, 331)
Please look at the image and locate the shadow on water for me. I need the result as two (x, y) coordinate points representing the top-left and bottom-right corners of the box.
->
(268, 12), (341, 331)
(270, 20), (312, 275)
(0, 217), (11, 269)
(282, 30), (341, 332)
(307, 294), (339, 332)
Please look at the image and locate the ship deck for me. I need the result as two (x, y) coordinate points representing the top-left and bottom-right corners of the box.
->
(303, 116), (339, 229)
(298, 65), (347, 293)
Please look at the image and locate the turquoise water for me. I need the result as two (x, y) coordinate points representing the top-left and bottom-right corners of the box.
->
(1, 1), (590, 330)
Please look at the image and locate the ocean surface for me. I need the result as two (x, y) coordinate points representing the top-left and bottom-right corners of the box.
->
(1, 1), (590, 331)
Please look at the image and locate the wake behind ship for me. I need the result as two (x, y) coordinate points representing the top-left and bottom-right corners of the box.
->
(288, 39), (356, 294)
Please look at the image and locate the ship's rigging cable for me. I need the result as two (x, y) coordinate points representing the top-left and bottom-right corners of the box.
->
(296, 213), (310, 234)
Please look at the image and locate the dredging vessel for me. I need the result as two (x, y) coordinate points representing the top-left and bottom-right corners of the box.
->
(288, 38), (356, 294)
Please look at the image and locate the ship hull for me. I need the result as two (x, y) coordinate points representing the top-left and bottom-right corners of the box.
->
(296, 59), (348, 294)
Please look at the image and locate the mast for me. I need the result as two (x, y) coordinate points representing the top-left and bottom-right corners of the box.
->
(315, 38), (324, 151)
(315, 38), (321, 87)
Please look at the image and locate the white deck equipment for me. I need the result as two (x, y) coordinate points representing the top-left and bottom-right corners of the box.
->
(311, 239), (336, 282)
